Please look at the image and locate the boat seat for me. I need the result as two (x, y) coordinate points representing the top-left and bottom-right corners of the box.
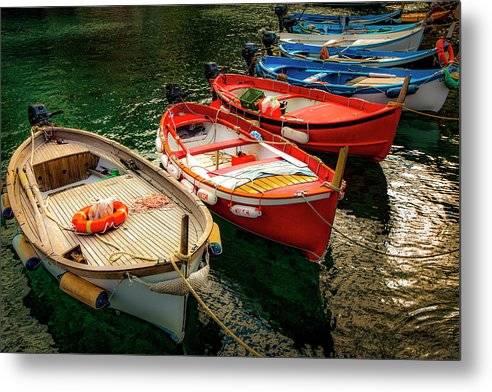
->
(211, 157), (281, 176)
(347, 76), (405, 86)
(175, 138), (252, 159)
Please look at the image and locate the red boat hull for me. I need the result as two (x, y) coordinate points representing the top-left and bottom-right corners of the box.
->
(211, 74), (403, 161)
(210, 194), (338, 262)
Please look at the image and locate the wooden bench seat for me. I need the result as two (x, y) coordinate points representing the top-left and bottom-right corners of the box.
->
(175, 138), (253, 159)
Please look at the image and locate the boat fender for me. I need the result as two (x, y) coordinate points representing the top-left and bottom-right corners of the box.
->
(436, 38), (455, 67)
(155, 134), (163, 153)
(230, 205), (262, 218)
(12, 233), (41, 270)
(180, 178), (195, 193)
(167, 163), (182, 180)
(281, 126), (309, 144)
(208, 222), (223, 256)
(59, 272), (109, 309)
(1, 193), (14, 220)
(197, 188), (217, 205)
(385, 84), (418, 99)
(320, 46), (329, 60)
(443, 67), (460, 90)
(160, 154), (169, 169)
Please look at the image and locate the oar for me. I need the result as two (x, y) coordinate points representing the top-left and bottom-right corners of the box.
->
(331, 146), (349, 191)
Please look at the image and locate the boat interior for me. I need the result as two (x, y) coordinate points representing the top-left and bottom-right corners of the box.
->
(168, 117), (319, 195)
(22, 138), (204, 268)
(225, 86), (383, 121)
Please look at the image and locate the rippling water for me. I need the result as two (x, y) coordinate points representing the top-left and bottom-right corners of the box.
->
(1, 3), (460, 359)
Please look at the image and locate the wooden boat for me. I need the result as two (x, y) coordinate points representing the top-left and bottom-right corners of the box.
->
(5, 105), (214, 343)
(401, 9), (452, 23)
(278, 42), (437, 67)
(290, 20), (418, 35)
(157, 102), (347, 262)
(279, 23), (424, 51)
(288, 9), (401, 25)
(210, 73), (404, 161)
(255, 56), (454, 112)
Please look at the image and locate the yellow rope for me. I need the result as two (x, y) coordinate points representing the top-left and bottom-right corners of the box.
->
(169, 258), (263, 357)
(402, 105), (459, 121)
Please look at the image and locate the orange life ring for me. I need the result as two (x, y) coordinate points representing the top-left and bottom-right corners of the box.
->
(72, 201), (128, 234)
(435, 38), (455, 66)
(320, 46), (329, 60)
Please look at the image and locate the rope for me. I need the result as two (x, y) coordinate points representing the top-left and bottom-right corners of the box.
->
(169, 257), (262, 357)
(402, 105), (459, 121)
(299, 194), (459, 260)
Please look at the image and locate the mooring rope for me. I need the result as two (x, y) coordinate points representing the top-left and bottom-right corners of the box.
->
(169, 257), (263, 357)
(300, 193), (459, 259)
(402, 105), (460, 121)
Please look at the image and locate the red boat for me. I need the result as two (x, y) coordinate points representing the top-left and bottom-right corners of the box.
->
(157, 102), (347, 262)
(210, 73), (404, 161)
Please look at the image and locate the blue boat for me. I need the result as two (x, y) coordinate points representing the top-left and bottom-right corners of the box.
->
(255, 56), (453, 112)
(278, 42), (436, 68)
(290, 21), (418, 35)
(289, 9), (402, 25)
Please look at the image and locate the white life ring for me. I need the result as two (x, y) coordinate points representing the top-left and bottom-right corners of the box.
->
(230, 205), (262, 218)
(197, 188), (217, 205)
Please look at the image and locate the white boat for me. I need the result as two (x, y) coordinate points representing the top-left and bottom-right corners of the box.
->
(279, 24), (425, 51)
(4, 106), (215, 343)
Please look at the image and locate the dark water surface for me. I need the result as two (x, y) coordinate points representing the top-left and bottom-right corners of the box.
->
(1, 4), (460, 358)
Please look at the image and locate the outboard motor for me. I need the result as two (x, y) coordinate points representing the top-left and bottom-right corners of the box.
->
(241, 43), (259, 76)
(28, 104), (63, 127)
(282, 15), (298, 33)
(165, 84), (187, 104)
(261, 30), (278, 56)
(274, 4), (288, 31)
(204, 62), (220, 82)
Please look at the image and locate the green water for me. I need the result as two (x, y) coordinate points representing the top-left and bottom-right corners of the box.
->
(1, 4), (459, 358)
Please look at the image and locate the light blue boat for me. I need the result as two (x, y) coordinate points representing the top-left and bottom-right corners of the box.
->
(278, 42), (436, 68)
(255, 56), (453, 112)
(289, 9), (402, 25)
(290, 21), (419, 35)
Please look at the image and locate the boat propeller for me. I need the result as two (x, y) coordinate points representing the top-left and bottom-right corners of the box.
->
(27, 103), (63, 127)
(241, 43), (259, 75)
(260, 30), (278, 56)
(274, 4), (288, 31)
(165, 84), (188, 104)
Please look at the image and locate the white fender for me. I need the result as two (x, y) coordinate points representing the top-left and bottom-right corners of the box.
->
(167, 163), (181, 179)
(180, 178), (195, 193)
(281, 126), (309, 144)
(197, 188), (217, 205)
(160, 154), (169, 169)
(230, 205), (262, 218)
(155, 135), (163, 153)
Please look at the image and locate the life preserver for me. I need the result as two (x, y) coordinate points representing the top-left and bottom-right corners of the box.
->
(72, 201), (128, 234)
(435, 38), (455, 66)
(320, 46), (329, 60)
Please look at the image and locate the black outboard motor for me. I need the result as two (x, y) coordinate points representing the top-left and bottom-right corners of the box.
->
(28, 103), (63, 127)
(261, 30), (278, 56)
(165, 84), (187, 104)
(282, 15), (298, 33)
(204, 62), (220, 82)
(241, 43), (259, 76)
(274, 4), (288, 31)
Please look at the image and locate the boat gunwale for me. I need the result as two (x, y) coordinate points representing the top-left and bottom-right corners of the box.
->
(212, 73), (401, 128)
(6, 126), (213, 279)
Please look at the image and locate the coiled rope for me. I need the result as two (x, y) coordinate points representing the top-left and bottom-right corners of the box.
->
(300, 193), (459, 259)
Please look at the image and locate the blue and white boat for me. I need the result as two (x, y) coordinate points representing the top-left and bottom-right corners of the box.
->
(255, 56), (453, 112)
(278, 42), (436, 68)
(279, 23), (424, 52)
(290, 21), (418, 35)
(289, 9), (402, 25)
